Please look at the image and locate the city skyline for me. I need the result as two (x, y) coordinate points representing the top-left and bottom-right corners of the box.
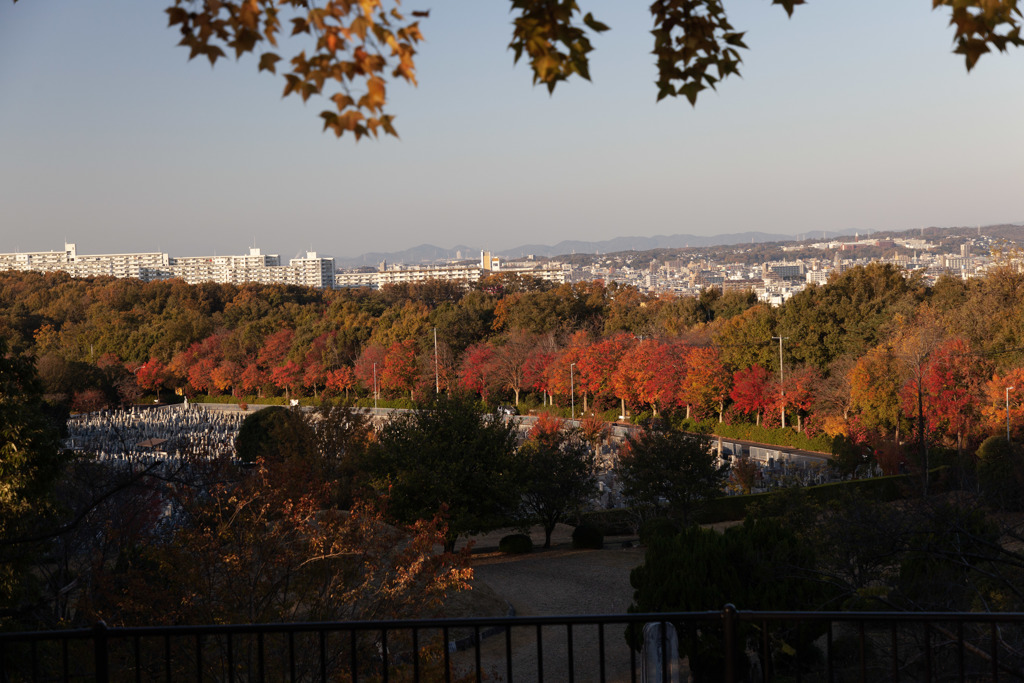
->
(2, 1), (1022, 260)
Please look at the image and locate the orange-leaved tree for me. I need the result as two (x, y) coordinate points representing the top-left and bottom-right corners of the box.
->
(83, 450), (472, 631)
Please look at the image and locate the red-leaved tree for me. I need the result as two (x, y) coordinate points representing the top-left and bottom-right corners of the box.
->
(730, 365), (773, 426)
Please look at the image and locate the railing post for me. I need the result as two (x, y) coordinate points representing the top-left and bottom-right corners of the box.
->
(722, 604), (737, 683)
(93, 621), (109, 683)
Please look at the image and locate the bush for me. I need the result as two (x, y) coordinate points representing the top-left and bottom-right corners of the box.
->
(639, 517), (679, 545)
(571, 521), (604, 549)
(675, 418), (834, 453)
(498, 533), (533, 554)
(601, 408), (622, 423)
(235, 406), (315, 464)
(977, 436), (1024, 511)
(577, 508), (636, 536)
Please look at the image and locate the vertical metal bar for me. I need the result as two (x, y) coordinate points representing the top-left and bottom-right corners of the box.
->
(923, 623), (932, 681)
(761, 620), (770, 683)
(30, 639), (37, 683)
(826, 621), (834, 683)
(956, 621), (964, 682)
(598, 622), (606, 683)
(412, 627), (419, 682)
(63, 636), (70, 682)
(796, 622), (803, 683)
(227, 633), (235, 683)
(93, 622), (109, 683)
(350, 629), (358, 683)
(505, 625), (514, 683)
(288, 631), (296, 682)
(164, 634), (171, 682)
(661, 622), (668, 683)
(890, 622), (898, 683)
(443, 626), (450, 683)
(630, 628), (637, 683)
(381, 629), (389, 683)
(723, 605), (737, 683)
(475, 626), (482, 683)
(257, 631), (265, 683)
(134, 634), (142, 683)
(319, 630), (327, 683)
(859, 621), (866, 683)
(536, 624), (544, 681)
(567, 624), (574, 683)
(195, 633), (202, 682)
(991, 621), (999, 682)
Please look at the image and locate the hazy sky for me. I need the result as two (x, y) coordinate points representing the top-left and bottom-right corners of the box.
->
(1, 1), (1022, 261)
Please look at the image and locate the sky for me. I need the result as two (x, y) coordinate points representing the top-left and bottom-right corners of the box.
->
(1, 0), (1022, 262)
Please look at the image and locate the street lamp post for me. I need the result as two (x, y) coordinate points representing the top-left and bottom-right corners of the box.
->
(1007, 386), (1015, 442)
(570, 362), (576, 422)
(772, 336), (787, 428)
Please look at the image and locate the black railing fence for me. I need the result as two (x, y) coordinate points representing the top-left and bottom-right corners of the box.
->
(3, 607), (1024, 682)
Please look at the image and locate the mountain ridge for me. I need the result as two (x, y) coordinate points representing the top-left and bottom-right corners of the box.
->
(334, 231), (854, 268)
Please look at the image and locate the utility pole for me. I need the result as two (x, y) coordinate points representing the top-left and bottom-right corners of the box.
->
(434, 327), (439, 394)
(772, 336), (787, 428)
(570, 362), (576, 421)
(1007, 386), (1015, 442)
(373, 362), (378, 411)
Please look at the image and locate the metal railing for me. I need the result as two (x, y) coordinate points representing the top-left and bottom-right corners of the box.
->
(3, 607), (1024, 682)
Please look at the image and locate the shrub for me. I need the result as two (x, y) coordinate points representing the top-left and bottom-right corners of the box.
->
(235, 406), (315, 464)
(977, 436), (1024, 511)
(638, 517), (679, 545)
(571, 521), (604, 549)
(577, 508), (636, 536)
(498, 533), (533, 555)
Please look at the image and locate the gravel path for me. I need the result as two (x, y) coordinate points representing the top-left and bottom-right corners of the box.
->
(450, 524), (649, 682)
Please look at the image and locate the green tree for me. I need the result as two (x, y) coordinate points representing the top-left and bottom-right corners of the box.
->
(629, 518), (830, 681)
(309, 404), (375, 508)
(234, 406), (316, 466)
(711, 304), (776, 372)
(617, 420), (727, 525)
(976, 436), (1024, 511)
(848, 343), (906, 440)
(777, 263), (924, 370)
(517, 417), (597, 548)
(368, 393), (521, 550)
(0, 338), (68, 628)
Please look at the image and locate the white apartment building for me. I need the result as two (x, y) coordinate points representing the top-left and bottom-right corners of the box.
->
(333, 251), (570, 290)
(334, 263), (483, 289)
(0, 243), (170, 279)
(0, 244), (335, 289)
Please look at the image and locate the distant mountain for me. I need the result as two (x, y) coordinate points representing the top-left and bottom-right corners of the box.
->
(333, 224), (1024, 268)
(336, 231), (862, 268)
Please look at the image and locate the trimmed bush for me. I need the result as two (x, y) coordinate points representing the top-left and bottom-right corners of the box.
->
(639, 516), (680, 545)
(977, 436), (1024, 511)
(235, 406), (315, 464)
(498, 533), (533, 555)
(577, 508), (636, 536)
(674, 417), (834, 454)
(697, 468), (951, 524)
(571, 521), (604, 549)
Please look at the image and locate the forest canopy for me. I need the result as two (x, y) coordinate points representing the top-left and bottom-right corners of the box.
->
(5, 260), (1024, 467)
